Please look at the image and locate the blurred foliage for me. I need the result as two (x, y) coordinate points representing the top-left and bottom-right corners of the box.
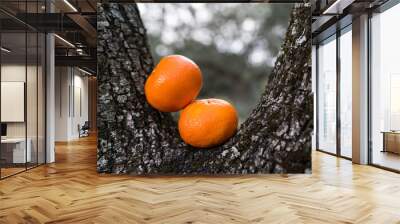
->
(138, 3), (293, 122)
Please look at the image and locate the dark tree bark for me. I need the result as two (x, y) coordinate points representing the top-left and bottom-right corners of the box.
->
(97, 3), (312, 174)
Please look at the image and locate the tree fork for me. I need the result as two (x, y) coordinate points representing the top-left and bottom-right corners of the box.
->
(97, 3), (312, 174)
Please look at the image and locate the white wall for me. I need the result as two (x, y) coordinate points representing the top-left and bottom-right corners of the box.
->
(1, 65), (40, 137)
(1, 65), (27, 140)
(55, 66), (70, 141)
(1, 63), (46, 164)
(72, 73), (89, 138)
(55, 67), (89, 141)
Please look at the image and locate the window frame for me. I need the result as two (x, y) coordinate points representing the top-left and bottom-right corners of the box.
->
(0, 0), (48, 180)
(367, 0), (400, 173)
(315, 23), (353, 161)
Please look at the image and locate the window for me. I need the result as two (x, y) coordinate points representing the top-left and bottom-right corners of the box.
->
(316, 24), (353, 159)
(370, 2), (400, 171)
(0, 1), (47, 179)
(339, 27), (352, 158)
(317, 35), (337, 154)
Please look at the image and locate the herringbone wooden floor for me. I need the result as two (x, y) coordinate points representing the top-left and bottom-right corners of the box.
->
(1, 135), (400, 224)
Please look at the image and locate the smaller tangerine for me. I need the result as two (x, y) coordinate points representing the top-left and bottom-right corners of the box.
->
(178, 99), (238, 148)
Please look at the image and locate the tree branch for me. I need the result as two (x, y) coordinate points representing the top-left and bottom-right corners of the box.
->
(97, 3), (312, 174)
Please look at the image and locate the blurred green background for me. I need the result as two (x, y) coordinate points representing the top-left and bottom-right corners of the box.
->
(138, 3), (293, 123)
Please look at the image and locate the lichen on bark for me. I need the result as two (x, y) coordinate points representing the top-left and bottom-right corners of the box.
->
(97, 3), (312, 174)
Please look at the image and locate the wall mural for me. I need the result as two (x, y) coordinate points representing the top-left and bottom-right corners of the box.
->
(97, 2), (312, 174)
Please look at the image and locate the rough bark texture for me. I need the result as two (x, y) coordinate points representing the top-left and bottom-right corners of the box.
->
(97, 3), (312, 174)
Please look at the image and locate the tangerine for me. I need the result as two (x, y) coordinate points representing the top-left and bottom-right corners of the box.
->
(178, 99), (238, 148)
(145, 55), (202, 112)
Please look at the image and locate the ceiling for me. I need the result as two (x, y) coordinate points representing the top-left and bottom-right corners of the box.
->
(0, 0), (97, 74)
(312, 0), (390, 43)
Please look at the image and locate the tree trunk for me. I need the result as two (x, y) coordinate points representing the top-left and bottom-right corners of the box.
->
(97, 3), (312, 174)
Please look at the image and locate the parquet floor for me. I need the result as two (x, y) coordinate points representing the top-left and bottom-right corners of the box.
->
(0, 135), (400, 224)
(1, 167), (26, 178)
